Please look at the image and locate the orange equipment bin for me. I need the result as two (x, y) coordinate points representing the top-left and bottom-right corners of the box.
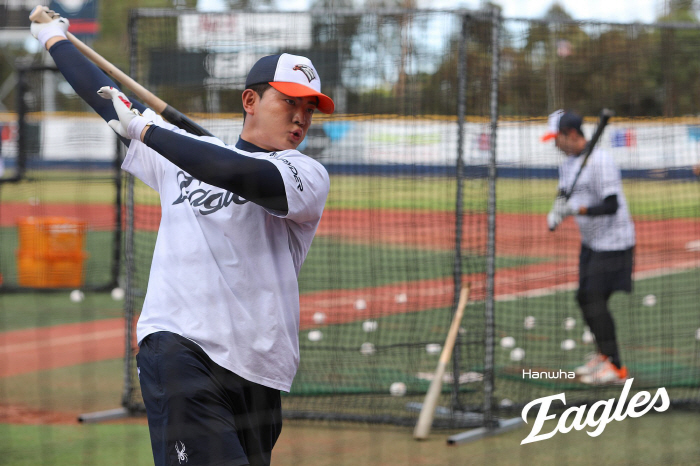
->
(17, 217), (88, 288)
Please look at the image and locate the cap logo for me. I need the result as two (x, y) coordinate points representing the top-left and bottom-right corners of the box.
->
(293, 64), (316, 83)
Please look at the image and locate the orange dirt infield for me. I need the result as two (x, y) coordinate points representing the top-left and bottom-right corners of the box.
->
(0, 202), (158, 231)
(0, 403), (79, 425)
(3, 202), (698, 261)
(317, 209), (700, 258)
(1, 202), (117, 231)
(0, 318), (129, 378)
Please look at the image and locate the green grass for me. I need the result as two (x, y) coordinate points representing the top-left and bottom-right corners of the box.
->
(1, 170), (157, 205)
(3, 171), (700, 464)
(0, 291), (123, 332)
(292, 302), (465, 396)
(1, 353), (699, 466)
(490, 267), (700, 404)
(626, 179), (700, 217)
(0, 423), (152, 466)
(0, 234), (541, 332)
(328, 176), (700, 218)
(1, 268), (699, 465)
(9, 172), (700, 218)
(274, 413), (700, 466)
(273, 413), (700, 466)
(2, 171), (119, 205)
(288, 267), (700, 406)
(368, 132), (443, 144)
(1, 360), (125, 414)
(2, 412), (699, 465)
(298, 237), (543, 294)
(2, 261), (695, 414)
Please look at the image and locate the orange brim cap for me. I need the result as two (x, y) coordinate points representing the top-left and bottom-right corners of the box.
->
(541, 132), (557, 142)
(270, 82), (335, 114)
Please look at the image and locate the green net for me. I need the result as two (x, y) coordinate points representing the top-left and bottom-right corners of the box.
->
(123, 9), (700, 426)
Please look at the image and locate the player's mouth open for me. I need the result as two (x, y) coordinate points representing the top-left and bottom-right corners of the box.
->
(290, 130), (302, 141)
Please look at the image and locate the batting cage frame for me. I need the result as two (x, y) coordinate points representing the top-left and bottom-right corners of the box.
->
(109, 7), (700, 437)
(1, 63), (123, 295)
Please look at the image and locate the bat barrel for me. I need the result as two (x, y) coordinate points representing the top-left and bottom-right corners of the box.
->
(412, 284), (471, 440)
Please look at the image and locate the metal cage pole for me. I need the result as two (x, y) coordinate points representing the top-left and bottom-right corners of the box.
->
(16, 68), (27, 181)
(121, 9), (140, 412)
(483, 4), (501, 430)
(110, 138), (123, 290)
(77, 18), (140, 420)
(450, 12), (470, 413)
(447, 8), (523, 443)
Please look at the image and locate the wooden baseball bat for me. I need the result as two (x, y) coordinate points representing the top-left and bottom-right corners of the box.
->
(29, 5), (213, 137)
(413, 283), (471, 440)
(564, 108), (614, 200)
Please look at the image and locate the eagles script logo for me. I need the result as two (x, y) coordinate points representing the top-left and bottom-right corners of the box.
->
(520, 378), (669, 444)
(293, 64), (316, 83)
(172, 171), (249, 215)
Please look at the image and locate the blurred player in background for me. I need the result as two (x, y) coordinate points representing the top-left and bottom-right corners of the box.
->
(544, 110), (635, 385)
(32, 12), (334, 466)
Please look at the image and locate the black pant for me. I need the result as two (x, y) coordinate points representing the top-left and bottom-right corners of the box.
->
(576, 246), (634, 368)
(137, 331), (282, 466)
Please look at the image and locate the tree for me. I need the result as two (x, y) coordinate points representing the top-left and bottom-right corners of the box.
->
(308, 0), (362, 112)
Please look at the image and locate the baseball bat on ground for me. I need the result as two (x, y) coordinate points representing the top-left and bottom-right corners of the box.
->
(564, 108), (614, 200)
(413, 283), (471, 440)
(29, 5), (214, 137)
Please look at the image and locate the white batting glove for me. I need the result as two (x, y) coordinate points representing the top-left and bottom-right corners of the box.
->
(31, 15), (70, 48)
(97, 86), (152, 140)
(547, 196), (577, 231)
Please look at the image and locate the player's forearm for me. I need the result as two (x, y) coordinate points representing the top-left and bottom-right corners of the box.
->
(48, 40), (147, 135)
(142, 126), (288, 213)
(582, 194), (618, 216)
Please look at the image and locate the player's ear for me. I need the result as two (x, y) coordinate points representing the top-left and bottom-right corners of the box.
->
(242, 89), (257, 117)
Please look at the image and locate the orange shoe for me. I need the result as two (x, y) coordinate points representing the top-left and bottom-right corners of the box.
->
(580, 359), (628, 385)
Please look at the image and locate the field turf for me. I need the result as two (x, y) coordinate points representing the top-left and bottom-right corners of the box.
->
(4, 171), (700, 216)
(3, 412), (700, 465)
(2, 171), (700, 464)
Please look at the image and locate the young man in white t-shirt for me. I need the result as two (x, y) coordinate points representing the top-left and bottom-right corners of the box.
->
(544, 110), (635, 386)
(33, 15), (333, 466)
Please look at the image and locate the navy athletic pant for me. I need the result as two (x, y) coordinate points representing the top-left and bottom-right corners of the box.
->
(137, 332), (282, 466)
(576, 246), (634, 369)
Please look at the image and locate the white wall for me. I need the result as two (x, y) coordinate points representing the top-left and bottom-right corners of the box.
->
(3, 116), (699, 170)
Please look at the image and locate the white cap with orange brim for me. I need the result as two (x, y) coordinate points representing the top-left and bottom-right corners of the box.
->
(245, 53), (335, 114)
(541, 109), (564, 142)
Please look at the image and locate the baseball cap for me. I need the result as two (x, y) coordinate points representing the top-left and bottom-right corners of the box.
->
(245, 53), (335, 114)
(541, 109), (583, 141)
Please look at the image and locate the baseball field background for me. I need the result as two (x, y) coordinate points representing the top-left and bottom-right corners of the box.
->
(3, 3), (700, 465)
(2, 169), (700, 464)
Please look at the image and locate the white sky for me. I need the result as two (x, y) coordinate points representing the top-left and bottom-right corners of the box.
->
(273, 0), (664, 24)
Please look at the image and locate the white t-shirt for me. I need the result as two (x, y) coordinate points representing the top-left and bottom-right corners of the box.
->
(558, 148), (635, 251)
(122, 110), (329, 392)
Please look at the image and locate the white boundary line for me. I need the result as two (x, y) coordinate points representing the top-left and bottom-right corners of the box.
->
(0, 329), (123, 354)
(495, 259), (700, 302)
